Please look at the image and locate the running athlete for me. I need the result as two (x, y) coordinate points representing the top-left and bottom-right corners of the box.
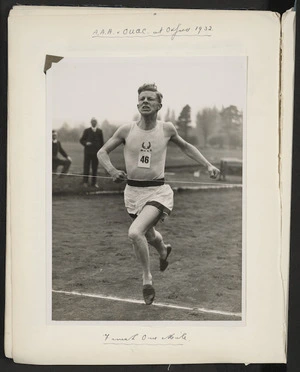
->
(97, 83), (220, 305)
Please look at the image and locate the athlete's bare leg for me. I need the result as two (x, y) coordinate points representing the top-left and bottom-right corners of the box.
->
(145, 227), (168, 260)
(128, 205), (161, 285)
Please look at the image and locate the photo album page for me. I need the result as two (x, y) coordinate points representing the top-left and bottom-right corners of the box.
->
(6, 6), (294, 365)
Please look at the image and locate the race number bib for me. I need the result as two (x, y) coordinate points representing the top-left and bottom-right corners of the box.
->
(138, 150), (151, 168)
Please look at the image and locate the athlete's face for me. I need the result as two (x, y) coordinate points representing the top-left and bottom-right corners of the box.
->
(137, 91), (162, 116)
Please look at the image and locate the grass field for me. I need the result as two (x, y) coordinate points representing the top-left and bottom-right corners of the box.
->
(52, 141), (243, 321)
(52, 189), (242, 321)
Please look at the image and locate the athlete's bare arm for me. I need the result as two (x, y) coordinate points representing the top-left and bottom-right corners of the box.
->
(97, 124), (131, 183)
(165, 122), (220, 179)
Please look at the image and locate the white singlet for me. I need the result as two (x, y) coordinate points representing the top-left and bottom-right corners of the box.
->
(124, 121), (169, 181)
(123, 121), (174, 217)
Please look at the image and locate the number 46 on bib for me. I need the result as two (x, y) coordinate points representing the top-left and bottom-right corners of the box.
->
(138, 150), (151, 168)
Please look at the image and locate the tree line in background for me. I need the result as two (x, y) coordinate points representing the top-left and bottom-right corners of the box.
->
(56, 104), (242, 149)
(176, 105), (243, 149)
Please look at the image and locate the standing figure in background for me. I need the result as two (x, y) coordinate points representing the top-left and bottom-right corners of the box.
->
(80, 118), (104, 188)
(52, 130), (72, 176)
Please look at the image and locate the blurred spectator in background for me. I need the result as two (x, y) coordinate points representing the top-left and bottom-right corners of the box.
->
(80, 118), (104, 188)
(52, 130), (72, 177)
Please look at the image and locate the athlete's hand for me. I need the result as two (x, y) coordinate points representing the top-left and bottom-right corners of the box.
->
(208, 165), (220, 179)
(111, 170), (127, 183)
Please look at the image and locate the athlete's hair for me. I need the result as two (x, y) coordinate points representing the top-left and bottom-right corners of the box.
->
(52, 130), (57, 134)
(138, 83), (163, 103)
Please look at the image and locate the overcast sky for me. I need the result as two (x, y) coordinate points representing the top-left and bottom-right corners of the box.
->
(49, 56), (247, 129)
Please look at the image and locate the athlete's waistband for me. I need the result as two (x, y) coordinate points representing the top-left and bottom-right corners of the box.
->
(127, 178), (165, 187)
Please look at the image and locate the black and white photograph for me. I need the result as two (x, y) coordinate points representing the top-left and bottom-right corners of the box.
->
(49, 56), (246, 322)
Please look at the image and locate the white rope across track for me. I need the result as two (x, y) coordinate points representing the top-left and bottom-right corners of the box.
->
(52, 172), (242, 187)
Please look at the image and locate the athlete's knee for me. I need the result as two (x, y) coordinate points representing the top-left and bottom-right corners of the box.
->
(128, 226), (144, 243)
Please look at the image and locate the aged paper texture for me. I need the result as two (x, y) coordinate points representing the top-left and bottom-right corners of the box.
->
(6, 6), (289, 364)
